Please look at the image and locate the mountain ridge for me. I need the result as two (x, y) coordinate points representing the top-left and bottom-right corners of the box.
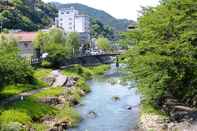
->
(51, 2), (136, 31)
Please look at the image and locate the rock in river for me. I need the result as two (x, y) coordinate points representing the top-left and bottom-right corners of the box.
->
(112, 96), (120, 101)
(88, 111), (97, 118)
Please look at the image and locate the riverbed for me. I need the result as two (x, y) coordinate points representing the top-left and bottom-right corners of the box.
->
(69, 64), (140, 131)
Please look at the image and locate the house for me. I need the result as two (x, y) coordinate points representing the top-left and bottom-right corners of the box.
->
(12, 32), (37, 58)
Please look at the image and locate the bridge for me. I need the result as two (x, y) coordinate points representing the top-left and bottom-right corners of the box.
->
(31, 51), (124, 66)
(77, 52), (121, 59)
(69, 52), (123, 66)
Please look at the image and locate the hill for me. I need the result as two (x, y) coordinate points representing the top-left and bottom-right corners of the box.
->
(0, 0), (57, 31)
(51, 2), (135, 32)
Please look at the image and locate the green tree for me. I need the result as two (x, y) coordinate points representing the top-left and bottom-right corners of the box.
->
(90, 18), (114, 40)
(65, 32), (80, 56)
(124, 0), (197, 106)
(33, 28), (76, 67)
(48, 28), (66, 44)
(0, 0), (57, 32)
(96, 37), (111, 52)
(0, 34), (33, 88)
(33, 31), (47, 50)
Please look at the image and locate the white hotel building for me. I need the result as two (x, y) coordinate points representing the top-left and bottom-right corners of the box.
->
(55, 7), (90, 34)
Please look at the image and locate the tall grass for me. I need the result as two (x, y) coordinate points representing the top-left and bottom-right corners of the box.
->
(33, 68), (52, 81)
(0, 81), (46, 99)
(87, 64), (110, 75)
(0, 110), (32, 125)
(56, 104), (80, 127)
(31, 87), (64, 99)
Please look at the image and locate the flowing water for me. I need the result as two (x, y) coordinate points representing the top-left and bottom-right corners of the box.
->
(69, 64), (140, 131)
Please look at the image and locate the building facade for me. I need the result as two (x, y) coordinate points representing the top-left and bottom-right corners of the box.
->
(55, 7), (90, 33)
(12, 32), (36, 58)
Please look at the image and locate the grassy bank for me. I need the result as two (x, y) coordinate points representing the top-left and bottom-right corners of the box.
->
(0, 69), (51, 99)
(0, 64), (110, 130)
(62, 64), (110, 80)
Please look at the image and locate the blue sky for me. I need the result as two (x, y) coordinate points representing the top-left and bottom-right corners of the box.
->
(43, 0), (160, 20)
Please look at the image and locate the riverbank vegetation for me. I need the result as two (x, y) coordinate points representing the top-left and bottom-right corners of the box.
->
(123, 0), (197, 112)
(0, 63), (110, 130)
(96, 37), (112, 52)
(0, 34), (47, 99)
(62, 64), (110, 79)
(0, 52), (110, 130)
(34, 28), (80, 67)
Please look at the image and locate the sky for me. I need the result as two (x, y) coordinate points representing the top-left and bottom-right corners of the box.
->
(43, 0), (160, 21)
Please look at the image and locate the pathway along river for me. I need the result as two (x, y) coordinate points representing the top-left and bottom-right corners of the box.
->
(69, 64), (140, 131)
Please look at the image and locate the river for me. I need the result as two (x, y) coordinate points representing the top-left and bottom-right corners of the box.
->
(69, 64), (140, 131)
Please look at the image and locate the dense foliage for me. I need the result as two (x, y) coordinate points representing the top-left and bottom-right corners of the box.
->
(0, 34), (33, 88)
(96, 37), (112, 52)
(125, 0), (197, 106)
(34, 28), (80, 67)
(90, 18), (115, 40)
(0, 0), (57, 31)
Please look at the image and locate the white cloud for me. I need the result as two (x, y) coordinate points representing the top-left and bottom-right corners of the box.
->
(43, 0), (160, 20)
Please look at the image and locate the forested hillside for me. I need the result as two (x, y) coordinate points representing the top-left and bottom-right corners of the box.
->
(0, 0), (57, 31)
(52, 2), (135, 32)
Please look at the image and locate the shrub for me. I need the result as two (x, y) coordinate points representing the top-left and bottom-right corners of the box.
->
(56, 104), (80, 127)
(0, 110), (32, 125)
(87, 64), (110, 75)
(96, 37), (112, 52)
(31, 123), (48, 131)
(0, 34), (34, 88)
(0, 122), (23, 131)
(62, 64), (93, 80)
(33, 68), (52, 81)
(32, 87), (64, 99)
(10, 98), (57, 120)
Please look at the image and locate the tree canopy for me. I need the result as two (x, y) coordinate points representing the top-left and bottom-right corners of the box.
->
(33, 28), (80, 67)
(0, 34), (33, 88)
(124, 0), (197, 106)
(96, 37), (111, 52)
(0, 0), (57, 31)
(90, 18), (115, 40)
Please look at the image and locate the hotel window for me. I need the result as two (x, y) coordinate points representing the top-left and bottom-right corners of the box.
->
(69, 18), (72, 21)
(69, 27), (72, 30)
(24, 43), (28, 48)
(66, 11), (70, 14)
(61, 12), (64, 14)
(60, 18), (63, 21)
(69, 22), (72, 25)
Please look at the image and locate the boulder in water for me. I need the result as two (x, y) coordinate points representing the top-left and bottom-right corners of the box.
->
(88, 111), (97, 118)
(125, 105), (132, 110)
(112, 96), (120, 101)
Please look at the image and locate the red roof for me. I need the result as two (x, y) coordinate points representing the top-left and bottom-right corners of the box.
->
(13, 32), (36, 42)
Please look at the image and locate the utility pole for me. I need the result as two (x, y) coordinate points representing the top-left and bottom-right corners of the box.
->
(0, 21), (2, 32)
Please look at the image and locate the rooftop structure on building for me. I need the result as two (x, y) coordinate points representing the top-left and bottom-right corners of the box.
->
(12, 32), (36, 42)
